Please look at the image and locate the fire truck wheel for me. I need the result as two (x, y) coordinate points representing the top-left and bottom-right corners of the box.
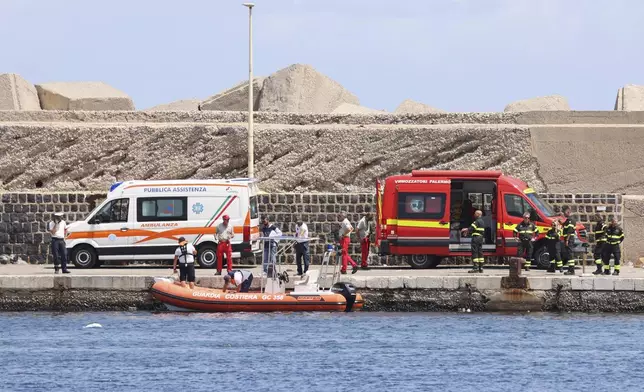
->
(532, 245), (550, 270)
(407, 255), (442, 269)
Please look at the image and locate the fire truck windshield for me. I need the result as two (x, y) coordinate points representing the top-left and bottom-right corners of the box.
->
(526, 193), (557, 217)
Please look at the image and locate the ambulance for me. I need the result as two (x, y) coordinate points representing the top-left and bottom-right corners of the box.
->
(65, 179), (261, 268)
(375, 170), (589, 269)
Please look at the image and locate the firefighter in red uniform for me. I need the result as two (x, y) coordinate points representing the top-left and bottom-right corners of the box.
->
(215, 215), (234, 275)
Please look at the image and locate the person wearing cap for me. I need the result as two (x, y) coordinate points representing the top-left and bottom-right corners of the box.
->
(48, 212), (70, 274)
(215, 215), (235, 275)
(222, 269), (254, 293)
(513, 212), (537, 271)
(173, 237), (197, 289)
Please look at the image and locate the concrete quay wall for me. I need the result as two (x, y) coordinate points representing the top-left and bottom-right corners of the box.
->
(0, 192), (629, 265)
(3, 274), (644, 312)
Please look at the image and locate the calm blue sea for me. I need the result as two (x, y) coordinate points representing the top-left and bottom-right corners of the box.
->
(1, 311), (643, 392)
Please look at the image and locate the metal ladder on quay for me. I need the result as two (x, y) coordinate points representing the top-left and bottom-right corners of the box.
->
(317, 245), (342, 290)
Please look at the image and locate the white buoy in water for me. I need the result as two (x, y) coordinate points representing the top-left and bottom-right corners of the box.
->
(83, 323), (103, 329)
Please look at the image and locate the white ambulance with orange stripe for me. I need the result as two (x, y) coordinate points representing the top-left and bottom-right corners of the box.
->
(65, 179), (261, 268)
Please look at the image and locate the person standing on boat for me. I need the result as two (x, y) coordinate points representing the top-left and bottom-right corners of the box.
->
(295, 217), (310, 276)
(357, 208), (373, 270)
(215, 215), (234, 276)
(222, 269), (254, 293)
(173, 237), (197, 289)
(338, 211), (359, 275)
(261, 216), (282, 275)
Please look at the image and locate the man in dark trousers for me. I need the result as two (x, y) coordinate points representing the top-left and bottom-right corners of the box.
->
(461, 210), (485, 273)
(546, 220), (563, 273)
(561, 206), (577, 275)
(592, 215), (607, 275)
(603, 217), (625, 276)
(294, 217), (310, 276)
(513, 212), (537, 271)
(261, 216), (282, 275)
(48, 212), (70, 274)
(223, 269), (254, 293)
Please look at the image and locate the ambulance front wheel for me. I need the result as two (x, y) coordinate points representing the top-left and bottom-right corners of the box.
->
(407, 255), (442, 269)
(197, 244), (218, 268)
(71, 245), (98, 268)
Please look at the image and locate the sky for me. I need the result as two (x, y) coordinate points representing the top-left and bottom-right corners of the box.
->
(2, 0), (644, 112)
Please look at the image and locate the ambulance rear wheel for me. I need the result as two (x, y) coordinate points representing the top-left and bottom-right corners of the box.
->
(197, 244), (218, 268)
(71, 245), (97, 269)
(407, 255), (442, 269)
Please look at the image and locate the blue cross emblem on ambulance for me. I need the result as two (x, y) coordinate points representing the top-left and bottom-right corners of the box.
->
(192, 202), (204, 215)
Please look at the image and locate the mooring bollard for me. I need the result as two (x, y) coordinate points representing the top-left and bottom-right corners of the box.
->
(508, 257), (523, 278)
(502, 257), (527, 289)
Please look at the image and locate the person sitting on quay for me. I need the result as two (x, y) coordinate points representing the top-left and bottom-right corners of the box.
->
(172, 237), (197, 289)
(223, 269), (254, 293)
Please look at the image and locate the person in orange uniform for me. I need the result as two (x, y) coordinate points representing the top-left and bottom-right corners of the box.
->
(215, 215), (234, 276)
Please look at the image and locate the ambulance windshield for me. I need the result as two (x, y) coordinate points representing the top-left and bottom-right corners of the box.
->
(526, 193), (557, 217)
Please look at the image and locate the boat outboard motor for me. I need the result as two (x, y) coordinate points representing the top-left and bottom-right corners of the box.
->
(332, 282), (357, 312)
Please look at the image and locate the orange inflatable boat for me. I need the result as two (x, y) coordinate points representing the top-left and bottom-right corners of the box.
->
(151, 279), (364, 312)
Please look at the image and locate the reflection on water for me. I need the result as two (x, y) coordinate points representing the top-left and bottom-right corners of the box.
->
(1, 312), (643, 392)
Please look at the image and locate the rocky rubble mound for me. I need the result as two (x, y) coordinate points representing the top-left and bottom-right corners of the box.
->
(504, 94), (570, 112)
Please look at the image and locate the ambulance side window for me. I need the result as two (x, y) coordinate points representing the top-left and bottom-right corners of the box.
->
(397, 192), (446, 220)
(137, 197), (188, 222)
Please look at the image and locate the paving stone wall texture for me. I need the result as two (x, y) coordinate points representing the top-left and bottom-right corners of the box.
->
(0, 192), (628, 266)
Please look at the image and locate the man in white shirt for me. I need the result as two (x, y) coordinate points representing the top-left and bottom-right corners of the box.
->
(172, 237), (197, 289)
(222, 269), (254, 293)
(261, 216), (282, 275)
(295, 217), (310, 276)
(337, 211), (358, 274)
(215, 215), (234, 276)
(357, 208), (373, 270)
(48, 212), (70, 274)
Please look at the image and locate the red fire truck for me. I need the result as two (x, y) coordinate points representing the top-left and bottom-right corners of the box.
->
(375, 170), (589, 269)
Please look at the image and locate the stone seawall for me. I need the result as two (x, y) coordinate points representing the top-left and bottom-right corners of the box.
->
(0, 192), (628, 265)
(3, 272), (644, 312)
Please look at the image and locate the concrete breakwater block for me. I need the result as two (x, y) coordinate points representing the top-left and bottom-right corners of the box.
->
(331, 103), (385, 114)
(615, 84), (644, 111)
(504, 94), (570, 112)
(36, 81), (135, 110)
(258, 64), (359, 113)
(200, 78), (264, 111)
(0, 73), (41, 110)
(146, 99), (201, 111)
(394, 99), (445, 113)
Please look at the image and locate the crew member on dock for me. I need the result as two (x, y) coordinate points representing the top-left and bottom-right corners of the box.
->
(513, 212), (537, 271)
(592, 215), (607, 275)
(603, 217), (625, 276)
(546, 220), (563, 273)
(461, 210), (485, 273)
(261, 216), (282, 275)
(295, 217), (310, 276)
(173, 237), (197, 289)
(561, 206), (577, 275)
(357, 208), (373, 270)
(48, 212), (70, 274)
(223, 269), (254, 293)
(338, 211), (359, 275)
(215, 215), (234, 276)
